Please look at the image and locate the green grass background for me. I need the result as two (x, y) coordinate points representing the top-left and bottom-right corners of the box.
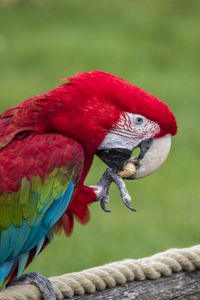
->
(0, 0), (199, 277)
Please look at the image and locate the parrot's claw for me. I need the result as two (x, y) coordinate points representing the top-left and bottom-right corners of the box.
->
(9, 272), (56, 300)
(100, 197), (111, 213)
(99, 189), (111, 212)
(123, 197), (137, 212)
(91, 182), (111, 212)
(108, 169), (136, 212)
(96, 168), (136, 212)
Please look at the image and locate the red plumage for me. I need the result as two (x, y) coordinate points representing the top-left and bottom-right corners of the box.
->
(0, 70), (177, 235)
(0, 134), (83, 195)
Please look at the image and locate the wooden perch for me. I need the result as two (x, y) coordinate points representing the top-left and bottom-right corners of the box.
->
(73, 269), (200, 300)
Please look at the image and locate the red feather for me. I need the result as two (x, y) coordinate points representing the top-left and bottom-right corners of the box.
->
(0, 70), (177, 235)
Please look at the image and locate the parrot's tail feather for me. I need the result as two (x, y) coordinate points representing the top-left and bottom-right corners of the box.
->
(0, 239), (50, 290)
(0, 260), (16, 289)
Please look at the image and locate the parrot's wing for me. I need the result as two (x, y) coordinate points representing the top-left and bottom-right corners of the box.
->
(0, 100), (43, 150)
(0, 133), (84, 287)
(0, 104), (26, 149)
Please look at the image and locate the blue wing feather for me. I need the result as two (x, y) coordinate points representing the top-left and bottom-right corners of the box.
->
(0, 179), (75, 284)
(0, 260), (14, 286)
(0, 133), (84, 288)
(43, 180), (74, 228)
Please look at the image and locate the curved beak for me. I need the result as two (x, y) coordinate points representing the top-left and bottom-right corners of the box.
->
(132, 134), (172, 179)
(97, 134), (172, 180)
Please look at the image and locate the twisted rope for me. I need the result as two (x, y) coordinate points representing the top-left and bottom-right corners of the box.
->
(1, 245), (200, 299)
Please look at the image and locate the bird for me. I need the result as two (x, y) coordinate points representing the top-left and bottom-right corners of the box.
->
(0, 70), (177, 299)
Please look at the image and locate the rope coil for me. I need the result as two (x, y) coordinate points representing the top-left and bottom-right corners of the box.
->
(1, 245), (200, 299)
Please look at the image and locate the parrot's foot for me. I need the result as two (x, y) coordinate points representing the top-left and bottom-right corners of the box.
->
(96, 168), (136, 213)
(9, 272), (56, 300)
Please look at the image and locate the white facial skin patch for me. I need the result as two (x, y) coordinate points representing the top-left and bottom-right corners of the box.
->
(99, 112), (160, 151)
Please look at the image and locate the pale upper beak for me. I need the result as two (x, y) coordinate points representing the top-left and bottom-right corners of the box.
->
(132, 134), (171, 179)
(97, 134), (172, 179)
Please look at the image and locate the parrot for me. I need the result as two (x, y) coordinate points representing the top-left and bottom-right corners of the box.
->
(0, 71), (177, 299)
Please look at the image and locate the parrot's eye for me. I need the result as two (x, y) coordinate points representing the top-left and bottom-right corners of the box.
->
(133, 115), (144, 125)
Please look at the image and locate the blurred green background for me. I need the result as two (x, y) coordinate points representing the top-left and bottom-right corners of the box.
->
(0, 0), (199, 277)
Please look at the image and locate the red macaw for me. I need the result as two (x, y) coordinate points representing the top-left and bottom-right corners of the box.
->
(0, 71), (177, 299)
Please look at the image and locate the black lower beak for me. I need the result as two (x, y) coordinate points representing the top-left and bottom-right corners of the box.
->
(96, 148), (132, 172)
(97, 138), (153, 174)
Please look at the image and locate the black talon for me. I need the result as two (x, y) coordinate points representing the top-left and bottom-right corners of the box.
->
(123, 198), (136, 212)
(100, 199), (111, 213)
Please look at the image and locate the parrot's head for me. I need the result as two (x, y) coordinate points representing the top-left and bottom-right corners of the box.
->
(53, 70), (177, 179)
